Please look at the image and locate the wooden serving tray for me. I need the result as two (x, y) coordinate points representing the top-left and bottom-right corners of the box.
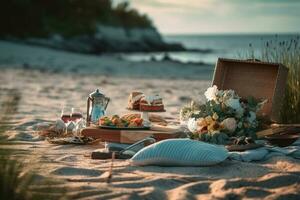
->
(81, 126), (181, 144)
(99, 125), (150, 130)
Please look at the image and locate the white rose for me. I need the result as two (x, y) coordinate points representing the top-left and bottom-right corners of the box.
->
(225, 98), (244, 117)
(221, 118), (237, 133)
(204, 85), (218, 101)
(187, 118), (198, 133)
(225, 98), (240, 110)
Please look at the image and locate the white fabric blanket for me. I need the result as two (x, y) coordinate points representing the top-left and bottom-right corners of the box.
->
(228, 139), (300, 162)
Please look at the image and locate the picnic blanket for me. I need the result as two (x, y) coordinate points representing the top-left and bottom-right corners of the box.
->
(228, 139), (300, 162)
(106, 139), (300, 163)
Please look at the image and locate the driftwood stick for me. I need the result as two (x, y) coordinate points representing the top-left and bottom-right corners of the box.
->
(271, 123), (300, 128)
(106, 151), (115, 183)
(256, 126), (300, 139)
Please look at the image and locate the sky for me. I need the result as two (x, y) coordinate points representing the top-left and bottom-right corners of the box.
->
(115, 0), (300, 34)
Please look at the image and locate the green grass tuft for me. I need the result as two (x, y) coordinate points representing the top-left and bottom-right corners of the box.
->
(0, 89), (67, 200)
(242, 35), (300, 123)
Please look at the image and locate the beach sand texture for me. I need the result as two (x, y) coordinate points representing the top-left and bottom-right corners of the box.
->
(0, 41), (300, 199)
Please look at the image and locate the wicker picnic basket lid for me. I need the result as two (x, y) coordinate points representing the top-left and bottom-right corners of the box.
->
(212, 58), (288, 122)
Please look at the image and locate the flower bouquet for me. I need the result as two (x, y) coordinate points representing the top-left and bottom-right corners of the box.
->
(180, 85), (267, 144)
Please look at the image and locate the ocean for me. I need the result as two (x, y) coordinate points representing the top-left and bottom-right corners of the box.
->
(122, 34), (299, 65)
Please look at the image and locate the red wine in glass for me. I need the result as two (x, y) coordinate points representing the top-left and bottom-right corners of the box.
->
(70, 108), (83, 122)
(61, 114), (71, 123)
(71, 112), (83, 121)
(61, 107), (71, 123)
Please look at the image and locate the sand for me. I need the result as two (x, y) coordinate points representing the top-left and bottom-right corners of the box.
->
(0, 41), (300, 200)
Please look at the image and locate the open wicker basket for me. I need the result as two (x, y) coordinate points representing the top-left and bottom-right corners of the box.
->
(212, 58), (288, 122)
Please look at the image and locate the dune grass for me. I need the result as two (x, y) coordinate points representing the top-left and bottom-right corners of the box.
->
(242, 35), (300, 123)
(0, 156), (68, 200)
(0, 89), (67, 200)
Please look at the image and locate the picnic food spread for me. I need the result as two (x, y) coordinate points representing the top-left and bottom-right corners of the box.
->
(99, 115), (144, 128)
(128, 92), (165, 112)
(38, 58), (300, 164)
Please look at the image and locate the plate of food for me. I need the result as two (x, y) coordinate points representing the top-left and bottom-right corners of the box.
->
(99, 115), (150, 130)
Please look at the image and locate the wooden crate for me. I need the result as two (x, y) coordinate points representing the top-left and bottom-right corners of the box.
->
(212, 58), (288, 122)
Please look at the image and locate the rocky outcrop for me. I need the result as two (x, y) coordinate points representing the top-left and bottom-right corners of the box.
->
(16, 25), (184, 54)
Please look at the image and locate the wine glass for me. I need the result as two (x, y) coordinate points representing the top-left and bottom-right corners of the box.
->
(70, 107), (85, 136)
(70, 107), (83, 122)
(60, 107), (84, 136)
(61, 106), (71, 123)
(61, 106), (77, 134)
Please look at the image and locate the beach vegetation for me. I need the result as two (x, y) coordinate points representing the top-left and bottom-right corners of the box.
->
(0, 90), (67, 200)
(0, 0), (153, 38)
(244, 36), (300, 123)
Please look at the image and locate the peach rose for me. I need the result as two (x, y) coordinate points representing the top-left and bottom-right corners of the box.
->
(221, 118), (237, 133)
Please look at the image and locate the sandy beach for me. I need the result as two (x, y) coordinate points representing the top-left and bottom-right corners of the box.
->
(1, 41), (300, 200)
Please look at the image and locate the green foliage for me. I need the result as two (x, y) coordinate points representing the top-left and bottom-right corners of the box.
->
(0, 0), (153, 38)
(0, 90), (67, 200)
(0, 157), (30, 200)
(0, 155), (68, 200)
(243, 35), (300, 123)
(180, 101), (204, 121)
(199, 132), (229, 144)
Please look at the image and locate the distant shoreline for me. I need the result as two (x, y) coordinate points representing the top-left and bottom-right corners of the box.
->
(0, 40), (214, 80)
(163, 32), (300, 37)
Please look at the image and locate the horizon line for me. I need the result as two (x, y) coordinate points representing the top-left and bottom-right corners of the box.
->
(162, 32), (300, 36)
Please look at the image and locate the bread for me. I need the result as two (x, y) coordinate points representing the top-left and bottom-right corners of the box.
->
(121, 113), (140, 121)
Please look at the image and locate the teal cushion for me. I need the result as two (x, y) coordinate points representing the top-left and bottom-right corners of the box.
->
(130, 139), (228, 166)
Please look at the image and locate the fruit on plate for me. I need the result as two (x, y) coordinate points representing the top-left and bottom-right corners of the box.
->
(99, 115), (143, 128)
(131, 118), (143, 126)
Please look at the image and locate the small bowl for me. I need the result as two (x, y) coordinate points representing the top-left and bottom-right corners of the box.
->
(265, 134), (299, 147)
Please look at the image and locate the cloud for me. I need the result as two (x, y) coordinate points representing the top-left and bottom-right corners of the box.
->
(230, 0), (300, 4)
(115, 0), (300, 34)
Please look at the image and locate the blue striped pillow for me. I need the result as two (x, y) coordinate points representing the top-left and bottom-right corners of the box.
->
(130, 139), (228, 166)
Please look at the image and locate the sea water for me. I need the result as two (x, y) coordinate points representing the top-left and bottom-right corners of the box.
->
(122, 34), (298, 65)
